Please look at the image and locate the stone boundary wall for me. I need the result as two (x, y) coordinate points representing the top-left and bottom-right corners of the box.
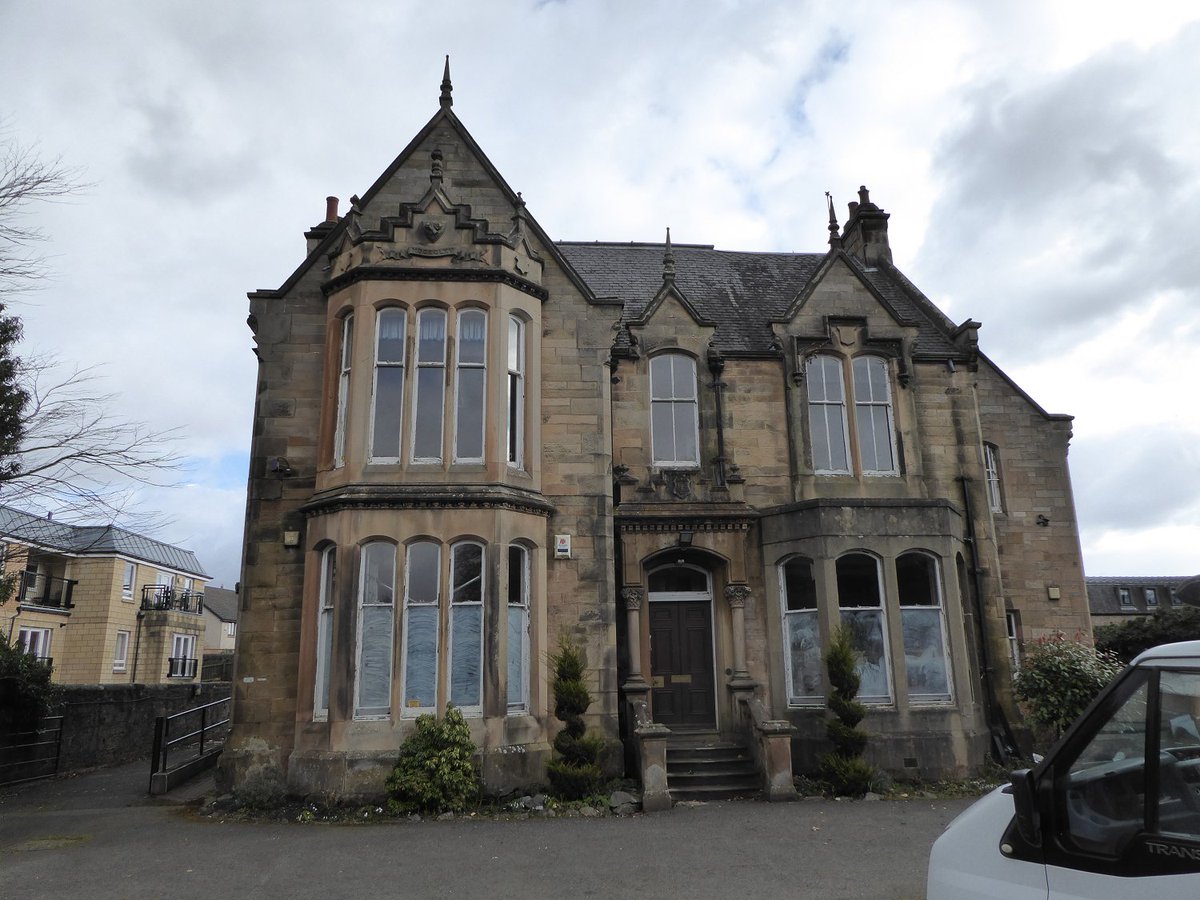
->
(59, 682), (231, 772)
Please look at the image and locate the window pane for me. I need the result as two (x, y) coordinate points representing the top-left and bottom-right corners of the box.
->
(648, 566), (706, 593)
(417, 310), (446, 363)
(836, 554), (881, 607)
(404, 605), (438, 710)
(458, 310), (486, 365)
(508, 319), (521, 371)
(811, 403), (849, 472)
(413, 367), (445, 460)
(407, 543), (439, 604)
(840, 608), (890, 701)
(358, 606), (393, 713)
(856, 404), (894, 472)
(455, 368), (485, 460)
(896, 554), (937, 606)
(508, 606), (528, 711)
(650, 355), (673, 400)
(508, 545), (527, 607)
(651, 401), (675, 461)
(672, 355), (696, 400)
(901, 608), (950, 699)
(371, 367), (405, 458)
(377, 309), (405, 363)
(362, 544), (395, 606)
(672, 402), (698, 463)
(1158, 670), (1200, 840)
(451, 544), (483, 604)
(808, 356), (844, 402)
(783, 558), (817, 611)
(785, 610), (822, 702)
(451, 604), (483, 707)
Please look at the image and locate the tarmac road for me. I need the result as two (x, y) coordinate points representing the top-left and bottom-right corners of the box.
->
(0, 760), (975, 899)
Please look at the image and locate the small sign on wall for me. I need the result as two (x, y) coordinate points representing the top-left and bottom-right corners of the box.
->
(554, 534), (571, 559)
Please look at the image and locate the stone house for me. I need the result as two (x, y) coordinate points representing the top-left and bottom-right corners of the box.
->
(0, 505), (209, 685)
(1087, 575), (1200, 628)
(220, 67), (1091, 801)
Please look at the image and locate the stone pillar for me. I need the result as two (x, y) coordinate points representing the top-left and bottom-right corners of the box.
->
(635, 721), (672, 812)
(725, 584), (755, 689)
(621, 587), (648, 690)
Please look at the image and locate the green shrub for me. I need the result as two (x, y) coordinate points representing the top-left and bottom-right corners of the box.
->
(817, 625), (878, 796)
(1013, 634), (1122, 740)
(547, 638), (604, 800)
(385, 706), (479, 814)
(0, 629), (61, 730)
(1095, 607), (1200, 663)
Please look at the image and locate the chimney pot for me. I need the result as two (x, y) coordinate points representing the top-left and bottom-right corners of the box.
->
(325, 196), (339, 223)
(858, 185), (870, 205)
(848, 201), (860, 218)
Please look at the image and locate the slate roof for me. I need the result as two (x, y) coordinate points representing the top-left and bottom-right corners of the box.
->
(1087, 575), (1198, 616)
(556, 242), (963, 357)
(0, 505), (208, 578)
(202, 586), (239, 623)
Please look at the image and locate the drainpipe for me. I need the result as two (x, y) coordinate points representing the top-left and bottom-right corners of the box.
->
(130, 610), (145, 684)
(707, 343), (728, 488)
(958, 476), (1019, 763)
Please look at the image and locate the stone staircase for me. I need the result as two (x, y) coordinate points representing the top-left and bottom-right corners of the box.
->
(666, 734), (760, 802)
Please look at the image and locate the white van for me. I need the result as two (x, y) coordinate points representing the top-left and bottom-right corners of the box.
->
(927, 640), (1200, 898)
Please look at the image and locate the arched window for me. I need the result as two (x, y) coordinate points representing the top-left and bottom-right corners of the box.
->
(896, 552), (951, 702)
(400, 541), (440, 714)
(507, 316), (525, 468)
(454, 310), (487, 462)
(411, 309), (447, 462)
(835, 553), (891, 702)
(650, 353), (699, 467)
(356, 541), (395, 719)
(807, 354), (850, 473)
(852, 356), (897, 474)
(507, 544), (530, 713)
(780, 557), (822, 705)
(369, 308), (406, 460)
(449, 541), (484, 711)
(333, 314), (354, 467)
(314, 545), (336, 720)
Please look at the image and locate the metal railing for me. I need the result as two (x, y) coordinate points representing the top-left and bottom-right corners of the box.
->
(149, 696), (230, 794)
(140, 584), (204, 614)
(166, 656), (198, 679)
(0, 715), (64, 787)
(17, 572), (75, 610)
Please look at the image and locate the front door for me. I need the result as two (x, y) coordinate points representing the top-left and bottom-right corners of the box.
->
(649, 599), (716, 728)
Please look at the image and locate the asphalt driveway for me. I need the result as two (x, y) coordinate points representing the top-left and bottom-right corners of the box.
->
(0, 761), (974, 899)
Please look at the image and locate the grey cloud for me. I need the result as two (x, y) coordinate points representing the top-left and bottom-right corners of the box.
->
(1071, 430), (1200, 530)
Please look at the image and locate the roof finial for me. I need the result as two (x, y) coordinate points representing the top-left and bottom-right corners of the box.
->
(825, 191), (842, 247)
(663, 227), (675, 281)
(440, 55), (453, 109)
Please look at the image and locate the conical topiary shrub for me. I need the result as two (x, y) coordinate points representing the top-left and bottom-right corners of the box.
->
(546, 637), (604, 799)
(818, 625), (877, 796)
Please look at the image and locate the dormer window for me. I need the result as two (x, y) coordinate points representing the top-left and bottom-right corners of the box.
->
(650, 353), (699, 467)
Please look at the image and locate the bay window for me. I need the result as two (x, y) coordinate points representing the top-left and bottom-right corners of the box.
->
(356, 541), (395, 718)
(507, 316), (525, 468)
(314, 545), (336, 720)
(334, 314), (353, 467)
(449, 541), (484, 710)
(835, 553), (891, 703)
(402, 541), (440, 714)
(896, 552), (951, 702)
(780, 557), (822, 705)
(453, 310), (487, 462)
(411, 309), (447, 462)
(370, 309), (406, 460)
(507, 544), (530, 713)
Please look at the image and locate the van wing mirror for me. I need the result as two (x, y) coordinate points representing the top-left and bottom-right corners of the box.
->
(1009, 768), (1041, 845)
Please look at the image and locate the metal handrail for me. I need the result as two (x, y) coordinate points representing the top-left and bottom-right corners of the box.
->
(149, 697), (230, 785)
(18, 572), (76, 610)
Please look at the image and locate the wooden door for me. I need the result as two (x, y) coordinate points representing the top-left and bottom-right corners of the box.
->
(649, 600), (716, 728)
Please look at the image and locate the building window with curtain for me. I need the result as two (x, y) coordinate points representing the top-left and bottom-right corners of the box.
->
(780, 556), (822, 705)
(411, 308), (447, 462)
(835, 552), (892, 703)
(454, 310), (487, 463)
(896, 552), (951, 702)
(649, 353), (699, 467)
(402, 541), (440, 714)
(507, 544), (530, 713)
(334, 314), (354, 467)
(355, 541), (395, 719)
(314, 545), (336, 720)
(370, 309), (406, 460)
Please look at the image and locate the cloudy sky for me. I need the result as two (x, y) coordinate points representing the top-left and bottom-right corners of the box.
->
(0, 0), (1196, 588)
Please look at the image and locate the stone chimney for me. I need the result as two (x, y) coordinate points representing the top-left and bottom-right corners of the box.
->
(841, 186), (891, 266)
(304, 196), (340, 254)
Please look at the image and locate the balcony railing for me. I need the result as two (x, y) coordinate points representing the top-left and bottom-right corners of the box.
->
(17, 572), (75, 611)
(167, 656), (198, 679)
(140, 585), (204, 614)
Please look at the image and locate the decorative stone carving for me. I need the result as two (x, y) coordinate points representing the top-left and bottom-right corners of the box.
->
(419, 219), (445, 243)
(621, 587), (644, 611)
(725, 584), (751, 608)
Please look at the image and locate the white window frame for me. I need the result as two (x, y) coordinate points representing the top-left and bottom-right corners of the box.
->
(779, 556), (823, 707)
(852, 355), (898, 476)
(334, 314), (354, 468)
(113, 630), (130, 673)
(355, 541), (395, 720)
(896, 551), (952, 704)
(1119, 587), (1133, 607)
(225, 622), (236, 638)
(835, 552), (893, 704)
(1145, 587), (1159, 607)
(411, 308), (447, 463)
(649, 353), (700, 468)
(1006, 611), (1021, 673)
(17, 626), (52, 661)
(169, 633), (196, 678)
(507, 316), (525, 469)
(122, 561), (136, 600)
(369, 308), (406, 462)
(452, 309), (487, 464)
(401, 541), (441, 717)
(983, 443), (1004, 513)
(448, 541), (485, 715)
(806, 354), (851, 474)
(507, 543), (530, 714)
(314, 545), (336, 721)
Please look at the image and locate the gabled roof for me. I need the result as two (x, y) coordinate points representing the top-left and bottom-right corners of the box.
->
(202, 586), (239, 623)
(557, 242), (965, 357)
(0, 505), (208, 578)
